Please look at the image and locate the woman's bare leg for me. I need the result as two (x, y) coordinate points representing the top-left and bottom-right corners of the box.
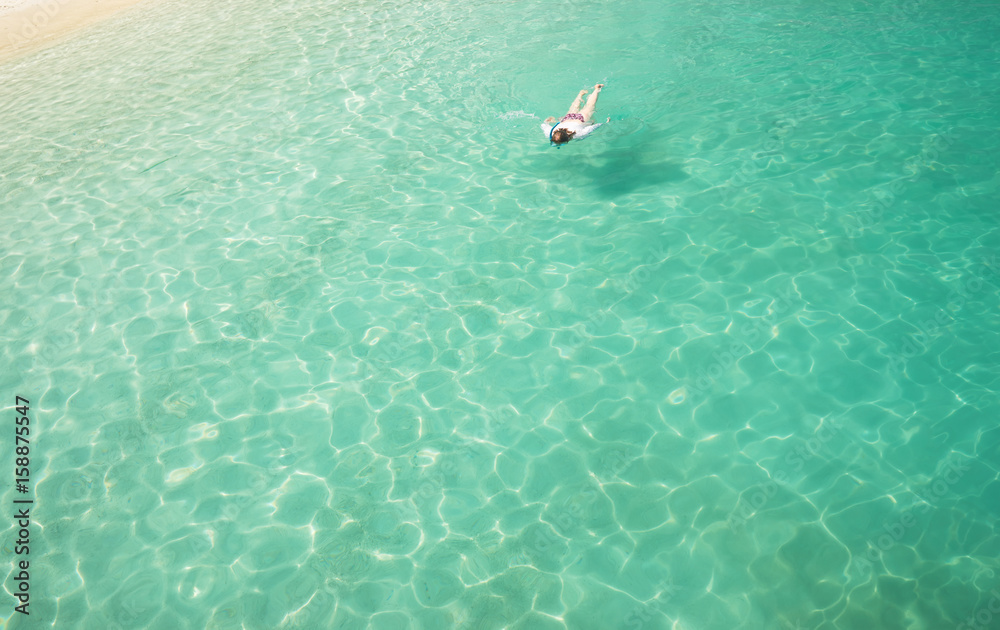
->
(567, 89), (588, 114)
(580, 84), (604, 122)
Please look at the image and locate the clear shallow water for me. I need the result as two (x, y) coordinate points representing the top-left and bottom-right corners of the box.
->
(2, 0), (999, 627)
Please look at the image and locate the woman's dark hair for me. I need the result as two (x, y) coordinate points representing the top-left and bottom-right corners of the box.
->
(552, 128), (574, 144)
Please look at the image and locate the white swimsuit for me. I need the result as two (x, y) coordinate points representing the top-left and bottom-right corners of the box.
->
(541, 119), (602, 142)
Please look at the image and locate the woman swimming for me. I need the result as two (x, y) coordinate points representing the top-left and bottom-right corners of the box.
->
(542, 83), (607, 146)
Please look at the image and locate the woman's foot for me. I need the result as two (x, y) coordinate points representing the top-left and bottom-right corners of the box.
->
(594, 84), (604, 91)
(568, 89), (589, 113)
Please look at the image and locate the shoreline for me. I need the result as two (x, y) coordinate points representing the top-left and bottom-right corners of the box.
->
(0, 0), (147, 64)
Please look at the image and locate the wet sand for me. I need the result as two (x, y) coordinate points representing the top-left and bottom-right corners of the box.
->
(0, 0), (147, 63)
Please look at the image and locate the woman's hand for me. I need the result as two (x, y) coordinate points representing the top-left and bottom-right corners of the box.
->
(544, 116), (557, 123)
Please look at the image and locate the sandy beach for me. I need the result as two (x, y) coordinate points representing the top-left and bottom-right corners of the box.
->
(0, 0), (145, 63)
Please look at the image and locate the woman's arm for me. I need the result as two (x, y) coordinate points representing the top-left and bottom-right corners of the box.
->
(575, 117), (610, 140)
(575, 123), (601, 140)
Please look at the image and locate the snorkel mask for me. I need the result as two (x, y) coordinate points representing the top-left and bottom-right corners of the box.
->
(549, 124), (565, 148)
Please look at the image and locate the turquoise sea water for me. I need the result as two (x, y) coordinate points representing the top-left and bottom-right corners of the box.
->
(2, 0), (1000, 627)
